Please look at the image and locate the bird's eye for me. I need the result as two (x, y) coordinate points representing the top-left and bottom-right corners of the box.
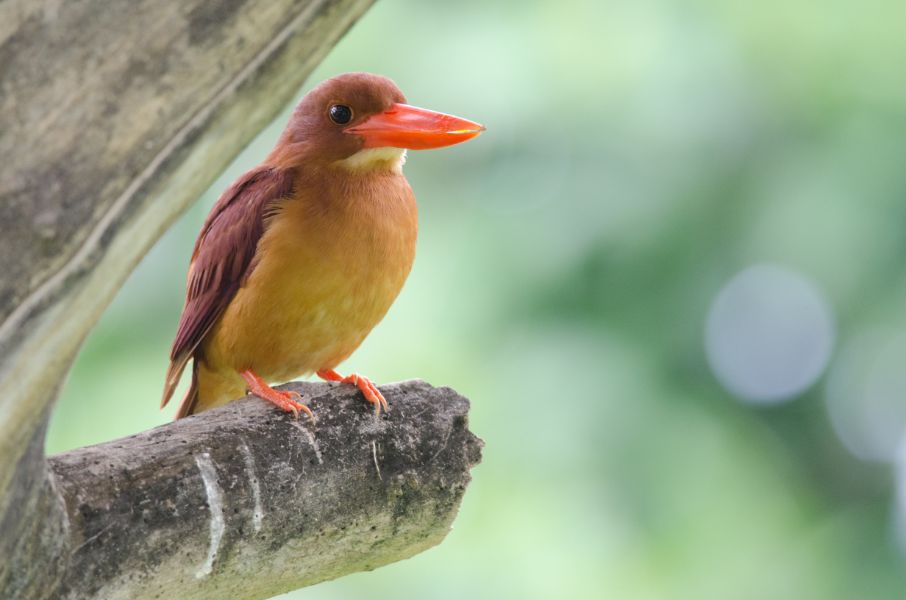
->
(329, 104), (353, 125)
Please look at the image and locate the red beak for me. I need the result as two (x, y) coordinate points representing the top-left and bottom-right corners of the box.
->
(347, 103), (485, 150)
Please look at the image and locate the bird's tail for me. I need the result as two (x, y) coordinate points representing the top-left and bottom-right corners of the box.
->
(161, 352), (188, 407)
(161, 352), (199, 419)
(175, 360), (200, 419)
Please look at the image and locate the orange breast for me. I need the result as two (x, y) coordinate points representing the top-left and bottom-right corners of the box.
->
(201, 172), (417, 395)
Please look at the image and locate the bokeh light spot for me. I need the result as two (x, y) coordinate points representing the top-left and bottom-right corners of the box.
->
(826, 331), (906, 463)
(705, 264), (835, 405)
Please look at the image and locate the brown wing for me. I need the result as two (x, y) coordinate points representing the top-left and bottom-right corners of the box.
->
(161, 165), (295, 411)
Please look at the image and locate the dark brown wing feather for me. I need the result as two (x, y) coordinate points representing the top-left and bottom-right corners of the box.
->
(161, 166), (295, 412)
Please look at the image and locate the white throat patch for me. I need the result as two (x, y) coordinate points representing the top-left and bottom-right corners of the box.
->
(335, 147), (407, 174)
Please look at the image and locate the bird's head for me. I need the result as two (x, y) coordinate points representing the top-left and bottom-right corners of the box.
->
(271, 72), (484, 172)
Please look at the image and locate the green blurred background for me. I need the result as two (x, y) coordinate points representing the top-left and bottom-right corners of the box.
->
(47, 0), (906, 598)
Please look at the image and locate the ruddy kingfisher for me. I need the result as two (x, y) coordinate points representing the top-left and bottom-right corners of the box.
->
(161, 72), (484, 419)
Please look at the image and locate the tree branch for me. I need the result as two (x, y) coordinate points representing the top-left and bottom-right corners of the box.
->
(41, 380), (481, 599)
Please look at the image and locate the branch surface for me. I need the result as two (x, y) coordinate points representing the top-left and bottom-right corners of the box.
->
(46, 380), (482, 600)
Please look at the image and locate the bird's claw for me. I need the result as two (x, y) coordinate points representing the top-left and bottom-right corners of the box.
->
(269, 390), (314, 421)
(361, 379), (388, 415)
(342, 373), (388, 415)
(316, 369), (388, 416)
(241, 370), (315, 422)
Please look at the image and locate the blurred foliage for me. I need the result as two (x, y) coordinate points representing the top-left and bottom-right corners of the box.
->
(47, 0), (906, 598)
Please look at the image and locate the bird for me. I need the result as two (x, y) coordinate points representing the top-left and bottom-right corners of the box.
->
(160, 72), (484, 420)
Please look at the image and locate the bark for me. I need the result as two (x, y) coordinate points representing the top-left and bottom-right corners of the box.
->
(38, 380), (481, 600)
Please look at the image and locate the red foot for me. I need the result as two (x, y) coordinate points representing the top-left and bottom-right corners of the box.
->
(317, 369), (388, 415)
(241, 370), (314, 421)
